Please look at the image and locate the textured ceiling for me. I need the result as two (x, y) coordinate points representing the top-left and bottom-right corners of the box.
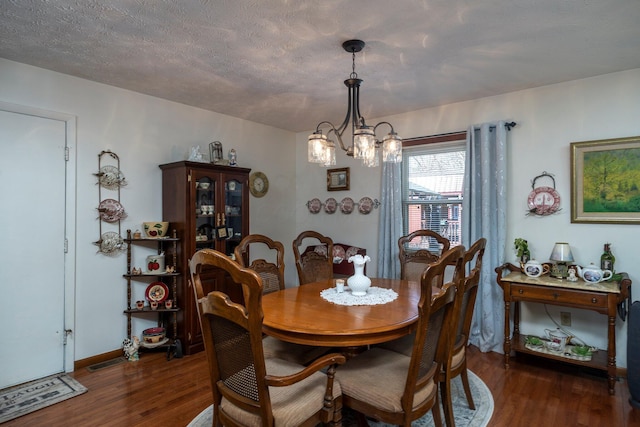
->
(1, 0), (640, 133)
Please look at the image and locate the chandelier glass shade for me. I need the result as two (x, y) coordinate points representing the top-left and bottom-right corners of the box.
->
(308, 40), (402, 167)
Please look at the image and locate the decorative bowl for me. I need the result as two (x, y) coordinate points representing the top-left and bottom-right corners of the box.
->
(142, 327), (166, 343)
(199, 182), (210, 190)
(571, 345), (593, 357)
(143, 222), (169, 238)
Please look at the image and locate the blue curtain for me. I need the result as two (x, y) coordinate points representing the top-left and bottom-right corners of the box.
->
(463, 121), (508, 353)
(377, 161), (403, 278)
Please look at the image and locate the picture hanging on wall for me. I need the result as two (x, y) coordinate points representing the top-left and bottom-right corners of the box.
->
(571, 135), (640, 224)
(327, 167), (350, 191)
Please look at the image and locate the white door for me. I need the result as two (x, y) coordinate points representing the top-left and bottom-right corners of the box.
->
(0, 109), (68, 388)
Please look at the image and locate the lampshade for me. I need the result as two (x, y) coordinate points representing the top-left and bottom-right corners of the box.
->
(549, 242), (574, 262)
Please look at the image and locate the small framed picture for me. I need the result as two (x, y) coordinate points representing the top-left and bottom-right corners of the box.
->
(571, 135), (640, 224)
(216, 226), (228, 239)
(327, 167), (350, 191)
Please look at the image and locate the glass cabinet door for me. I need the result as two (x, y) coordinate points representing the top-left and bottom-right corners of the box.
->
(194, 175), (217, 250)
(224, 178), (243, 256)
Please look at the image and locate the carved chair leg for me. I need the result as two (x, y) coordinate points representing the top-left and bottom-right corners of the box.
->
(329, 396), (343, 427)
(460, 362), (476, 410)
(432, 390), (444, 427)
(440, 377), (455, 427)
(355, 411), (370, 427)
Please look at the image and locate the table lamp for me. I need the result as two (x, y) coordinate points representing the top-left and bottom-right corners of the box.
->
(549, 242), (574, 279)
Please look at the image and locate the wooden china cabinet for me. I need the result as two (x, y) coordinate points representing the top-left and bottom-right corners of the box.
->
(160, 161), (250, 354)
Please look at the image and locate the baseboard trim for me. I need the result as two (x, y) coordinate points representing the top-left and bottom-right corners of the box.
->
(74, 349), (123, 371)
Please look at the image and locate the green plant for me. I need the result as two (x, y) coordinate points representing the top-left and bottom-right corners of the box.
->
(514, 238), (531, 259)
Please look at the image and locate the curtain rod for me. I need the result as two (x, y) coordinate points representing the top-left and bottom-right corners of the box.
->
(403, 121), (517, 147)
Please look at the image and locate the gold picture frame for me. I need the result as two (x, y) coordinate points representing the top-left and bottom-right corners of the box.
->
(571, 135), (640, 224)
(327, 167), (350, 191)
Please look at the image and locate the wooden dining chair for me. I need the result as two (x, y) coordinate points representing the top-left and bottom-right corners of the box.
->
(398, 229), (451, 282)
(189, 248), (346, 427)
(234, 234), (285, 295)
(336, 246), (464, 427)
(439, 237), (486, 427)
(293, 230), (334, 285)
(234, 234), (330, 366)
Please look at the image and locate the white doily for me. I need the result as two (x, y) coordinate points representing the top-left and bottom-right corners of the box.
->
(320, 286), (398, 306)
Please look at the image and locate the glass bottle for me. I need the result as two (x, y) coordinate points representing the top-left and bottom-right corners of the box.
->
(600, 243), (615, 271)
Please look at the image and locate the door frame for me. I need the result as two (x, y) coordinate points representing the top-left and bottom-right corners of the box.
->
(0, 100), (77, 373)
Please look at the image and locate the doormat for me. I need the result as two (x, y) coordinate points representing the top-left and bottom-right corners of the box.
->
(0, 373), (87, 424)
(86, 356), (127, 372)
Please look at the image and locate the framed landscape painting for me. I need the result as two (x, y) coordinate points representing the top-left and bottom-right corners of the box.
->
(571, 136), (640, 224)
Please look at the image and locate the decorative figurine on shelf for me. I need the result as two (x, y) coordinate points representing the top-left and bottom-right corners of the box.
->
(131, 267), (142, 275)
(567, 266), (578, 282)
(228, 148), (237, 166)
(165, 265), (175, 274)
(133, 229), (142, 239)
(188, 145), (204, 162)
(123, 336), (140, 361)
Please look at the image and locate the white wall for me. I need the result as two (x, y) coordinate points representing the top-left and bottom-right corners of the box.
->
(0, 58), (296, 360)
(296, 68), (640, 367)
(3, 56), (639, 367)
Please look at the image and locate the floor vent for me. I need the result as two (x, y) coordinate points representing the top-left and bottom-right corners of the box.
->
(86, 357), (127, 372)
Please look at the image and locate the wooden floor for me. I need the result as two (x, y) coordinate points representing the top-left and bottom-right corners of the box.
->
(5, 346), (640, 426)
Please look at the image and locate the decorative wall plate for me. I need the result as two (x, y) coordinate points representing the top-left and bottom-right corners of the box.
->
(98, 231), (126, 255)
(324, 198), (337, 214)
(358, 197), (374, 214)
(308, 198), (322, 214)
(146, 282), (169, 303)
(527, 187), (561, 215)
(340, 197), (354, 214)
(98, 198), (127, 222)
(527, 172), (561, 216)
(98, 165), (126, 190)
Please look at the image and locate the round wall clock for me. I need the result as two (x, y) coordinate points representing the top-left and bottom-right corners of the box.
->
(249, 171), (269, 197)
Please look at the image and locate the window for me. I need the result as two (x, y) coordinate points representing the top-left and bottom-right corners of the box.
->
(402, 133), (466, 249)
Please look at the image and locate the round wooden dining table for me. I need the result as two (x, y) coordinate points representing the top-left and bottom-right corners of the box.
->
(261, 278), (423, 348)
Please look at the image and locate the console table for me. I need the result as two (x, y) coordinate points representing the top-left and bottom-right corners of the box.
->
(495, 263), (631, 395)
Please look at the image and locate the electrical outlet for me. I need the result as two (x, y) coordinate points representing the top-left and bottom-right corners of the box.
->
(560, 312), (571, 326)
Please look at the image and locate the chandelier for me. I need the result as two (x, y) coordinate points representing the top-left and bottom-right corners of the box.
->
(308, 40), (402, 167)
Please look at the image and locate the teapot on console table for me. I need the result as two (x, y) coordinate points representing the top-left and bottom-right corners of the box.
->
(523, 259), (550, 278)
(575, 263), (613, 283)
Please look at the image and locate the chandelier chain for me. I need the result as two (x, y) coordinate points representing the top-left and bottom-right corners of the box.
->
(350, 50), (358, 79)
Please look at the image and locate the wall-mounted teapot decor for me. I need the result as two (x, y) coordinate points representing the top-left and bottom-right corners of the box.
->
(527, 171), (561, 216)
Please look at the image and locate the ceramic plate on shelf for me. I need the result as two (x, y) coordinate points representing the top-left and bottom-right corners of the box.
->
(324, 198), (337, 214)
(98, 198), (127, 222)
(146, 282), (169, 303)
(340, 197), (354, 214)
(358, 197), (374, 214)
(308, 198), (322, 214)
(98, 165), (126, 190)
(140, 337), (169, 348)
